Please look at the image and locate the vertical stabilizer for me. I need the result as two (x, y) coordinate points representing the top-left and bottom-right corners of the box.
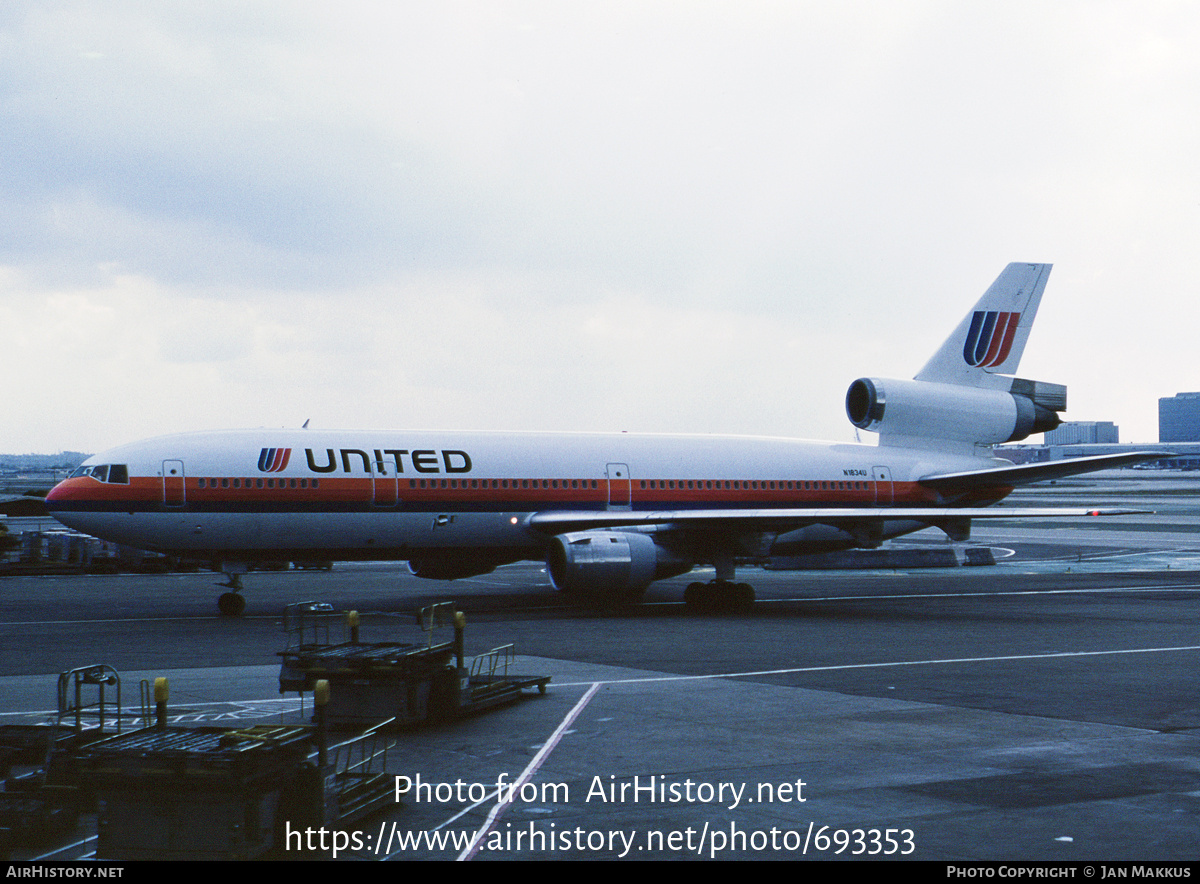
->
(846, 263), (1065, 452)
(915, 263), (1052, 387)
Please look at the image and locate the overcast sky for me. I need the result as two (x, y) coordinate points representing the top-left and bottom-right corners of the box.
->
(3, 1), (1197, 453)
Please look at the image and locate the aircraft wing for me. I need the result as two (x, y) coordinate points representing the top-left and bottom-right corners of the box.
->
(918, 451), (1168, 491)
(527, 506), (1145, 535)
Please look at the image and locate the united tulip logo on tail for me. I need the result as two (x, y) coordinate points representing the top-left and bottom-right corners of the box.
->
(258, 448), (291, 472)
(963, 311), (1020, 368)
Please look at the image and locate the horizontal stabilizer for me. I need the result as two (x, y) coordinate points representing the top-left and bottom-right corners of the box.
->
(919, 451), (1169, 491)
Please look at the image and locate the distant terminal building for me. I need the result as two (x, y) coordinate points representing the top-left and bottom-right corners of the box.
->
(1044, 422), (1119, 445)
(999, 415), (1195, 468)
(999, 441), (1200, 470)
(1159, 392), (1200, 442)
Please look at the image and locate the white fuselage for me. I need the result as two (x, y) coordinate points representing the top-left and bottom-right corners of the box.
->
(45, 428), (1003, 564)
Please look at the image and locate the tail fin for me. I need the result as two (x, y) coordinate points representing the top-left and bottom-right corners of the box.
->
(845, 263), (1064, 451)
(915, 263), (1052, 387)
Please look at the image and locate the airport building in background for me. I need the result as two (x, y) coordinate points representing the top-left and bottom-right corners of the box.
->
(1159, 392), (1200, 443)
(1000, 395), (1200, 470)
(1001, 417), (1199, 469)
(1044, 422), (1119, 445)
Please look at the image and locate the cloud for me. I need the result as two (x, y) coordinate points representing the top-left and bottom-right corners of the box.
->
(2, 2), (1200, 450)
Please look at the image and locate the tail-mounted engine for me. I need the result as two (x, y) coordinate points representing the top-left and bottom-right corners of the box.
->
(846, 376), (1065, 445)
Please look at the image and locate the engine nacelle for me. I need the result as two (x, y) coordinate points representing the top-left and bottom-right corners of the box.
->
(547, 531), (692, 602)
(845, 377), (1062, 444)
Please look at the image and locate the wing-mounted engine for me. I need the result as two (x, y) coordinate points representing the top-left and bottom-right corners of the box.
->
(547, 530), (693, 603)
(845, 376), (1065, 447)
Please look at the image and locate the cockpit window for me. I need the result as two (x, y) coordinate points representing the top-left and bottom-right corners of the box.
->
(69, 464), (129, 484)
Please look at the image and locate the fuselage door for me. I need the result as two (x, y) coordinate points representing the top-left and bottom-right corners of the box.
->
(372, 451), (399, 507)
(873, 466), (893, 505)
(606, 463), (631, 510)
(162, 460), (185, 508)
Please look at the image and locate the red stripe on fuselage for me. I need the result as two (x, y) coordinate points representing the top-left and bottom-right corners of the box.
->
(47, 474), (954, 508)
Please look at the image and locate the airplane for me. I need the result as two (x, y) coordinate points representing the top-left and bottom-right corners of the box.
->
(45, 263), (1159, 615)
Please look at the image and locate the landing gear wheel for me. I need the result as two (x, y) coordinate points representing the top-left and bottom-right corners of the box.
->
(218, 592), (246, 616)
(684, 580), (754, 613)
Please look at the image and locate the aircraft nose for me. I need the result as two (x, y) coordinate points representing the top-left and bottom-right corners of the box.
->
(44, 478), (72, 506)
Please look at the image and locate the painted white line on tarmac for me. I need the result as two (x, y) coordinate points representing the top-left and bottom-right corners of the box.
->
(552, 644), (1200, 688)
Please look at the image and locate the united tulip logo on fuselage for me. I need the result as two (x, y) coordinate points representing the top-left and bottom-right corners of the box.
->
(258, 447), (472, 475)
(258, 448), (291, 472)
(963, 310), (1020, 368)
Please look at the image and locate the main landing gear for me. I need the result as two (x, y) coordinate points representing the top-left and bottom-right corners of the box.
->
(684, 555), (755, 613)
(684, 580), (755, 613)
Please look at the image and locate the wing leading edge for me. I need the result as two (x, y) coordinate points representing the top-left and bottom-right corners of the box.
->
(918, 451), (1168, 491)
(526, 449), (1163, 536)
(527, 505), (1146, 535)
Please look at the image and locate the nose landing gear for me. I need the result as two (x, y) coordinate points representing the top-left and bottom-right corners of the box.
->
(217, 591), (246, 616)
(216, 564), (247, 616)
